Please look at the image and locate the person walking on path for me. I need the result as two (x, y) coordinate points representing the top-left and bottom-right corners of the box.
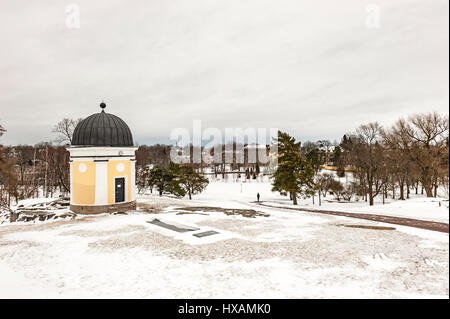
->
(257, 193), (260, 202)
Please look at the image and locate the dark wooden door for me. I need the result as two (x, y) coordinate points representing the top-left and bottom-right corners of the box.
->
(115, 178), (125, 203)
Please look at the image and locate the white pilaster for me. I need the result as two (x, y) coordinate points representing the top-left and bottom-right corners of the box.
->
(95, 161), (108, 205)
(131, 160), (136, 201)
(69, 162), (73, 205)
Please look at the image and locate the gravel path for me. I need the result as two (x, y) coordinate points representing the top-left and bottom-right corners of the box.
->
(257, 202), (449, 233)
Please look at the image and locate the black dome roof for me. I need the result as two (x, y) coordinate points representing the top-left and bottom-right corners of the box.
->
(72, 104), (133, 147)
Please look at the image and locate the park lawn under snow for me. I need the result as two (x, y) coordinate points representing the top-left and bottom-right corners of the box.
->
(0, 181), (448, 298)
(194, 180), (449, 223)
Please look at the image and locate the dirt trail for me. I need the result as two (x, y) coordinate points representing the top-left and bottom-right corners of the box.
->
(257, 202), (449, 233)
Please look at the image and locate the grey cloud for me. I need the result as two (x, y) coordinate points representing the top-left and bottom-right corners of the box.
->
(0, 0), (448, 146)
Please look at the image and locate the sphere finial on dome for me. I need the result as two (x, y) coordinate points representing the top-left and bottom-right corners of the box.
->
(100, 101), (106, 110)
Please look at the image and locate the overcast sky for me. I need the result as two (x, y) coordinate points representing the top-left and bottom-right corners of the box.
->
(0, 0), (448, 146)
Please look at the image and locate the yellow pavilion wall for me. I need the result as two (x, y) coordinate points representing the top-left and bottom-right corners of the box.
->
(107, 159), (132, 205)
(72, 161), (96, 205)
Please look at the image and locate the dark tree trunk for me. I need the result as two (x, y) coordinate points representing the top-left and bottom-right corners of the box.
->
(318, 191), (321, 206)
(368, 179), (374, 206)
(292, 192), (297, 205)
(399, 182), (405, 200)
(424, 184), (433, 197)
(58, 175), (70, 193)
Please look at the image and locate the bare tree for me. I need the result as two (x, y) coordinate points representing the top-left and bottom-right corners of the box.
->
(52, 118), (82, 144)
(343, 122), (386, 205)
(47, 146), (70, 194)
(315, 172), (334, 205)
(385, 112), (449, 197)
(317, 139), (332, 163)
(0, 147), (20, 206)
(382, 147), (415, 200)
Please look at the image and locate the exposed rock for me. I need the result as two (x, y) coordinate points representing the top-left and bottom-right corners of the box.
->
(113, 211), (127, 215)
(11, 210), (76, 223)
(7, 197), (76, 223)
(174, 206), (270, 218)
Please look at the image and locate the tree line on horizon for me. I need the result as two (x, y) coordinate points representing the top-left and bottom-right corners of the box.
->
(272, 112), (449, 205)
(0, 111), (448, 206)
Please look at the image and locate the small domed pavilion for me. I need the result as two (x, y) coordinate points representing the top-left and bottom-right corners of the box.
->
(67, 102), (138, 214)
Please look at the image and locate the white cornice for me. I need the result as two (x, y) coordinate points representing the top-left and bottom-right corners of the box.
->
(67, 146), (138, 158)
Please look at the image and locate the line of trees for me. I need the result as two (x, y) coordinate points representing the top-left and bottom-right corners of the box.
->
(1, 111), (448, 207)
(147, 162), (209, 199)
(272, 112), (449, 206)
(341, 112), (448, 205)
(134, 142), (271, 190)
(0, 142), (70, 206)
(0, 120), (73, 206)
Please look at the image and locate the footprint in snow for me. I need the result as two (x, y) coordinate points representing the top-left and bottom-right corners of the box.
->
(364, 253), (403, 270)
(424, 258), (440, 267)
(373, 252), (388, 260)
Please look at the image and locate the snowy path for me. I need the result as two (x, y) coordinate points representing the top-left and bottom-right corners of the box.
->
(257, 202), (450, 233)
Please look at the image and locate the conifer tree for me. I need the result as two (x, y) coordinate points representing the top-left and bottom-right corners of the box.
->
(166, 162), (186, 197)
(306, 148), (322, 174)
(148, 166), (174, 196)
(272, 131), (315, 205)
(177, 165), (209, 199)
(149, 162), (209, 199)
(334, 147), (346, 177)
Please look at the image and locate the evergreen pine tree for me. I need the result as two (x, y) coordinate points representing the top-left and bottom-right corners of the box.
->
(166, 162), (186, 197)
(177, 165), (209, 199)
(272, 131), (315, 205)
(148, 162), (209, 199)
(306, 148), (323, 174)
(334, 147), (345, 177)
(148, 166), (174, 196)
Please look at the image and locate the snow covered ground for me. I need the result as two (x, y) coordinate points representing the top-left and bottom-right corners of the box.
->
(195, 181), (449, 223)
(0, 181), (448, 298)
